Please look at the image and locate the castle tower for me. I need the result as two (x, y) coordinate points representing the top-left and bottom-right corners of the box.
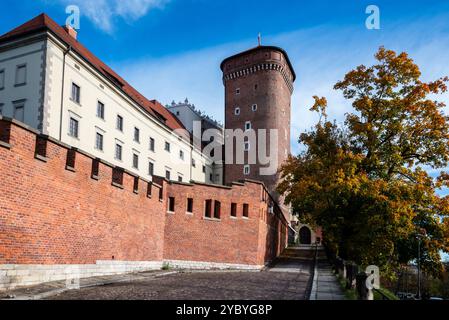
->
(221, 45), (296, 201)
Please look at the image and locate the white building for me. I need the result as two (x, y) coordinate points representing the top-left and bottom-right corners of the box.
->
(0, 14), (218, 185)
(166, 99), (224, 184)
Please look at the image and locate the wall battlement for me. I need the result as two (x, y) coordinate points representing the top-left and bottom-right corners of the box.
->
(0, 117), (288, 290)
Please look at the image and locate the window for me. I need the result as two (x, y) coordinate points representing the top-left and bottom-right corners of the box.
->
(245, 121), (251, 131)
(176, 111), (180, 116)
(236, 88), (240, 95)
(133, 154), (139, 169)
(165, 170), (171, 180)
(243, 204), (249, 218)
(97, 101), (105, 119)
(192, 159), (196, 168)
(244, 141), (250, 151)
(15, 64), (26, 86)
(0, 69), (4, 89)
(202, 165), (206, 173)
(204, 199), (212, 218)
(187, 198), (193, 214)
(134, 127), (140, 143)
(214, 201), (221, 219)
(244, 165), (250, 175)
(168, 197), (175, 213)
(115, 144), (122, 161)
(116, 115), (123, 131)
(165, 141), (171, 152)
(69, 117), (78, 138)
(149, 137), (155, 152)
(95, 132), (103, 151)
(231, 203), (237, 218)
(13, 101), (25, 122)
(252, 104), (258, 112)
(254, 84), (258, 90)
(210, 174), (213, 182)
(234, 107), (240, 116)
(178, 175), (183, 182)
(179, 150), (184, 160)
(71, 83), (80, 103)
(148, 162), (154, 176)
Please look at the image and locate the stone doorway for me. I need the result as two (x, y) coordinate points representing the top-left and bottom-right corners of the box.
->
(299, 226), (312, 245)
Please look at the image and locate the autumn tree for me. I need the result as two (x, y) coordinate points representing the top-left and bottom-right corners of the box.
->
(278, 47), (449, 277)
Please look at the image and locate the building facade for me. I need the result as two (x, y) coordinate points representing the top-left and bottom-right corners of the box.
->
(0, 14), (215, 185)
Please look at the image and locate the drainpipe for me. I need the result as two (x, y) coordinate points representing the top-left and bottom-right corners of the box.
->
(58, 46), (71, 141)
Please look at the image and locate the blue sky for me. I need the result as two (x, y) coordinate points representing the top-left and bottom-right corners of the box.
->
(2, 1), (449, 159)
(1, 1), (448, 261)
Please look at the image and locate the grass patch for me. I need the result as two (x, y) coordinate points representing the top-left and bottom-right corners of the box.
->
(373, 287), (399, 300)
(162, 262), (171, 271)
(337, 274), (357, 300)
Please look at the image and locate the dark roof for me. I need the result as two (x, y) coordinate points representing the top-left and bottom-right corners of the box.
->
(220, 45), (296, 81)
(0, 13), (186, 132)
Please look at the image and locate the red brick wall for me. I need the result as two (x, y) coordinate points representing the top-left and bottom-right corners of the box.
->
(0, 119), (166, 264)
(0, 119), (288, 267)
(164, 181), (288, 266)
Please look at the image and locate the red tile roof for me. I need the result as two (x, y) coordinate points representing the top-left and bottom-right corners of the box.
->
(0, 13), (187, 133)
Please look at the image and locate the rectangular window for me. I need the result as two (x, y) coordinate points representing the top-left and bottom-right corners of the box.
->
(0, 69), (4, 89)
(13, 101), (25, 122)
(187, 198), (193, 214)
(15, 64), (26, 86)
(134, 127), (140, 143)
(149, 162), (154, 176)
(116, 115), (123, 131)
(115, 144), (122, 161)
(244, 165), (250, 175)
(69, 117), (78, 138)
(133, 154), (139, 169)
(97, 101), (105, 119)
(204, 199), (212, 218)
(192, 159), (196, 168)
(149, 137), (155, 152)
(179, 150), (184, 160)
(71, 83), (80, 103)
(178, 176), (183, 182)
(165, 170), (171, 180)
(95, 132), (103, 151)
(165, 141), (171, 152)
(210, 174), (213, 182)
(243, 204), (249, 218)
(202, 165), (206, 173)
(214, 201), (221, 219)
(168, 197), (175, 213)
(245, 121), (251, 131)
(231, 203), (237, 218)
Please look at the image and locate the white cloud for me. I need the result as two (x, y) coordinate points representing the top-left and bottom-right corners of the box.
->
(62, 0), (169, 33)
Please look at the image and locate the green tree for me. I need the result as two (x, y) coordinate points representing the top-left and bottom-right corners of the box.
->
(278, 47), (449, 277)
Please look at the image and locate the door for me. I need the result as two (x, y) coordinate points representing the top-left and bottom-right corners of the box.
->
(299, 226), (312, 245)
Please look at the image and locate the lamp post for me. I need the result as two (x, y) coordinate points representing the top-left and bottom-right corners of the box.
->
(416, 228), (427, 300)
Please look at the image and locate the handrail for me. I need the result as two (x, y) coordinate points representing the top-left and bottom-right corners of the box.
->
(305, 243), (318, 300)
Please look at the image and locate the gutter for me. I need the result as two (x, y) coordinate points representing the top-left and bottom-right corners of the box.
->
(58, 45), (71, 141)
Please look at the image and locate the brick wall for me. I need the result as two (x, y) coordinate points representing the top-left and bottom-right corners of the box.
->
(0, 118), (288, 289)
(0, 117), (166, 265)
(164, 181), (288, 267)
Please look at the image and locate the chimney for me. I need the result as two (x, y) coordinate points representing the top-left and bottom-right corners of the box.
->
(63, 25), (78, 40)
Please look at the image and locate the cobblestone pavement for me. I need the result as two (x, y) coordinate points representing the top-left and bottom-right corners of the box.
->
(46, 260), (313, 300)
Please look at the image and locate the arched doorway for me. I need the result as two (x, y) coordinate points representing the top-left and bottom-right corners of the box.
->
(299, 226), (312, 245)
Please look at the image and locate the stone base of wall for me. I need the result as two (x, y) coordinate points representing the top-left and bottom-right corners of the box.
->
(0, 261), (163, 291)
(164, 260), (264, 271)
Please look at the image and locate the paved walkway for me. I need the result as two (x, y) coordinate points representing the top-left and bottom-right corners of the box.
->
(310, 259), (346, 300)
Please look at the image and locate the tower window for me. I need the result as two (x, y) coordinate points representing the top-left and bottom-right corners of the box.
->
(252, 104), (258, 112)
(97, 101), (105, 119)
(234, 107), (240, 116)
(165, 141), (171, 152)
(68, 117), (79, 138)
(134, 127), (140, 143)
(244, 165), (250, 175)
(133, 154), (139, 169)
(95, 132), (103, 151)
(115, 144), (122, 160)
(149, 137), (155, 151)
(187, 198), (194, 214)
(245, 121), (251, 131)
(71, 82), (80, 103)
(116, 115), (123, 131)
(168, 197), (175, 213)
(149, 161), (154, 176)
(231, 203), (237, 218)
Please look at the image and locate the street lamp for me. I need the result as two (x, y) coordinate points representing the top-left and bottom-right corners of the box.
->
(416, 228), (427, 300)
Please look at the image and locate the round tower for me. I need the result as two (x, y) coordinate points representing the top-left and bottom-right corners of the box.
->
(221, 45), (296, 198)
